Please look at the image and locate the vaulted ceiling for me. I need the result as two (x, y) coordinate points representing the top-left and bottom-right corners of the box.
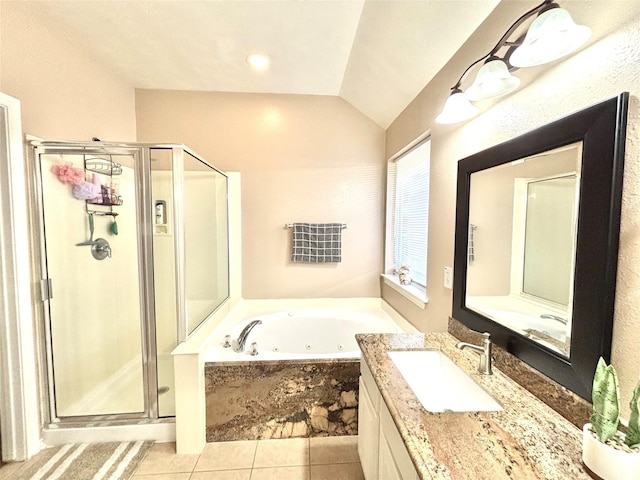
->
(35, 0), (500, 127)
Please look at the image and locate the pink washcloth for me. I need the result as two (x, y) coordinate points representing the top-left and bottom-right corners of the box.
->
(51, 163), (84, 185)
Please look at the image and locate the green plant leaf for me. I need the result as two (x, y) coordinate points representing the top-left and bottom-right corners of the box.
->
(590, 358), (606, 425)
(590, 358), (620, 443)
(625, 383), (640, 447)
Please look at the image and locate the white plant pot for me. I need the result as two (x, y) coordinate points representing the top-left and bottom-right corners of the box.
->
(582, 423), (640, 480)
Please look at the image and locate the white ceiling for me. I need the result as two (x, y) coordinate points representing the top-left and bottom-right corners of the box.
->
(36, 0), (500, 128)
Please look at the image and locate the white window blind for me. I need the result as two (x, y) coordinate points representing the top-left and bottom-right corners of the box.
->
(388, 139), (430, 286)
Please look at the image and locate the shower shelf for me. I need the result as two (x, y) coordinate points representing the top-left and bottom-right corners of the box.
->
(85, 157), (123, 176)
(83, 155), (124, 222)
(87, 193), (123, 207)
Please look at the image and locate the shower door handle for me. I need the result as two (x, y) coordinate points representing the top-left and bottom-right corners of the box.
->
(40, 278), (53, 301)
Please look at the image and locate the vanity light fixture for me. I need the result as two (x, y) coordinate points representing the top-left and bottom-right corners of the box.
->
(465, 57), (520, 102)
(509, 6), (591, 67)
(435, 88), (478, 125)
(436, 0), (590, 125)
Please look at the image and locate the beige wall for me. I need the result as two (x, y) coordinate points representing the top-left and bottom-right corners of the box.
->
(136, 90), (386, 298)
(0, 2), (136, 141)
(385, 1), (640, 416)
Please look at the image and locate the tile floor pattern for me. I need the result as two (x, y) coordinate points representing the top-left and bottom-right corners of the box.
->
(0, 436), (364, 480)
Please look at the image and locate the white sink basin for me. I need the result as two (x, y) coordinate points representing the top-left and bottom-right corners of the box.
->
(387, 350), (503, 413)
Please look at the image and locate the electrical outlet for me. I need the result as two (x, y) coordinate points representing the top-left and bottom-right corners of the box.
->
(444, 266), (453, 289)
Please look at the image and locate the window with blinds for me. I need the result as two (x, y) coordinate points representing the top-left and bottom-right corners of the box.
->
(387, 138), (430, 287)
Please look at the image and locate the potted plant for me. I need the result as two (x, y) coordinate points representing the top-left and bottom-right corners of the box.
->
(582, 358), (640, 480)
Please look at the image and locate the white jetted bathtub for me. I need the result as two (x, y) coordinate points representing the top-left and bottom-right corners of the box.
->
(206, 306), (405, 361)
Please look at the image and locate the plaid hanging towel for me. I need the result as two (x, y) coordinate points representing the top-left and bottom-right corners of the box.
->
(291, 223), (343, 263)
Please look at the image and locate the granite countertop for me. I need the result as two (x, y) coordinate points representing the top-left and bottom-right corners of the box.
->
(356, 332), (591, 480)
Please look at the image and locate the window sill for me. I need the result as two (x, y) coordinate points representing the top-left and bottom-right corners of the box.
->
(381, 274), (428, 309)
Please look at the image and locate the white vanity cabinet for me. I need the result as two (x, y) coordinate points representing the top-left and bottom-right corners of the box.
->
(358, 360), (420, 480)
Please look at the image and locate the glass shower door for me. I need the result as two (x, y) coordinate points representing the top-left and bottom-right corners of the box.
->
(38, 149), (146, 418)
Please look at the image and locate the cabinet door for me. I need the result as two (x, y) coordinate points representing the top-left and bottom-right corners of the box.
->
(358, 376), (379, 480)
(378, 431), (404, 480)
(380, 402), (419, 480)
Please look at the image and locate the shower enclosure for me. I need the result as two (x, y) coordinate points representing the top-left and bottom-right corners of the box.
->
(29, 141), (229, 430)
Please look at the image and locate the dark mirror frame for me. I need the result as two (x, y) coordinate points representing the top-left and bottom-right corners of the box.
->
(453, 92), (629, 400)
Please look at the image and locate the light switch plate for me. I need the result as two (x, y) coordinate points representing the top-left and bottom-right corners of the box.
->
(444, 266), (453, 289)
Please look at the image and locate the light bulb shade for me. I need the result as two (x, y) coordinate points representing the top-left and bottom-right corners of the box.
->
(509, 7), (591, 68)
(436, 91), (479, 124)
(465, 59), (521, 101)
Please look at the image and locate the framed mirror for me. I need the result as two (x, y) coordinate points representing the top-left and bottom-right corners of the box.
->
(453, 93), (629, 400)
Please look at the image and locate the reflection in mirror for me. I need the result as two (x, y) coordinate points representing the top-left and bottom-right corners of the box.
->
(522, 174), (577, 305)
(465, 144), (581, 357)
(183, 151), (229, 336)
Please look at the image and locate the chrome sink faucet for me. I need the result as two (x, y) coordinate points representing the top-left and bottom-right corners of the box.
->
(456, 332), (493, 375)
(232, 319), (262, 353)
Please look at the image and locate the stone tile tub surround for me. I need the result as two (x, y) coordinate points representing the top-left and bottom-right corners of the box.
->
(448, 316), (591, 428)
(357, 332), (592, 480)
(205, 359), (360, 441)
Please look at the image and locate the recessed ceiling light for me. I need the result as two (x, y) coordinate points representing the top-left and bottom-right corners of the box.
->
(246, 53), (270, 71)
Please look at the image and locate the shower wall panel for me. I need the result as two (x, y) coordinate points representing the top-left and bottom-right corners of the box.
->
(151, 169), (177, 355)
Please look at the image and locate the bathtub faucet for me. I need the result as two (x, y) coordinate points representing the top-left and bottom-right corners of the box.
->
(455, 331), (493, 375)
(232, 319), (263, 353)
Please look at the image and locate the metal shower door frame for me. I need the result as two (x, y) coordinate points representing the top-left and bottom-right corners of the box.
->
(28, 141), (162, 427)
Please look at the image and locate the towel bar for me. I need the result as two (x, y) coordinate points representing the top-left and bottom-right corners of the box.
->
(285, 223), (347, 229)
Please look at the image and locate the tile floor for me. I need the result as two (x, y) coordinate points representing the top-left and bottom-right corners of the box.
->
(132, 436), (364, 480)
(0, 436), (364, 480)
